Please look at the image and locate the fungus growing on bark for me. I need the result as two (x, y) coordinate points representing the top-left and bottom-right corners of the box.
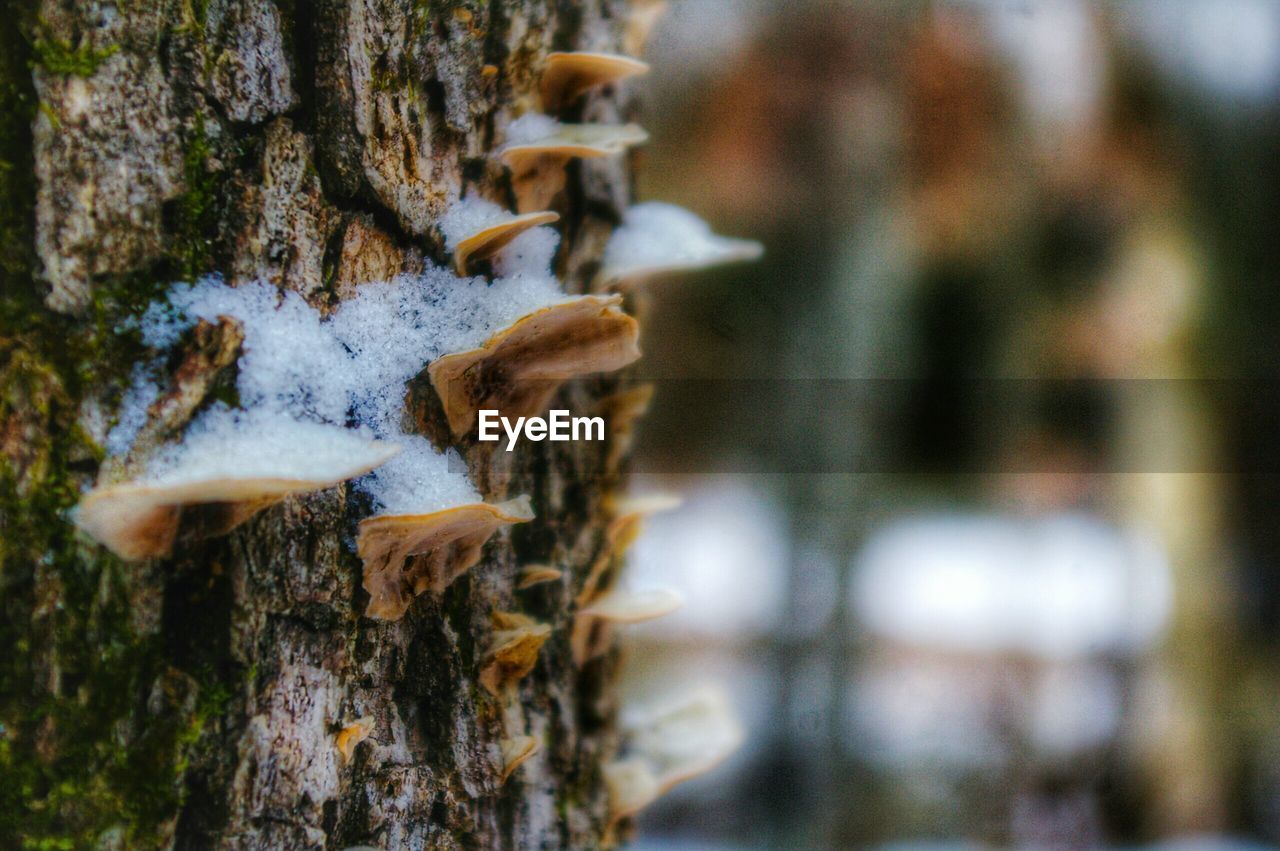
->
(359, 497), (535, 620)
(541, 52), (650, 112)
(570, 493), (685, 665)
(336, 717), (375, 762)
(600, 384), (654, 475)
(624, 0), (669, 56)
(605, 688), (743, 823)
(429, 294), (641, 438)
(605, 492), (684, 554)
(571, 585), (683, 667)
(500, 114), (648, 211)
(580, 586), (683, 622)
(499, 735), (539, 784)
(92, 269), (567, 559)
(76, 415), (399, 560)
(517, 564), (563, 590)
(480, 610), (553, 695)
(599, 202), (763, 289)
(440, 197), (560, 275)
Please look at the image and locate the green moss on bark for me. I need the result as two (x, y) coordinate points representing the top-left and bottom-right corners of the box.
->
(171, 115), (222, 282)
(0, 13), (216, 842)
(30, 26), (118, 78)
(0, 336), (210, 848)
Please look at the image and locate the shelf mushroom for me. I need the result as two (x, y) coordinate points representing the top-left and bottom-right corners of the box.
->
(76, 418), (400, 561)
(447, 208), (560, 275)
(479, 610), (553, 695)
(571, 492), (685, 665)
(499, 735), (539, 784)
(500, 115), (648, 211)
(598, 202), (764, 290)
(624, 0), (668, 57)
(604, 492), (683, 555)
(541, 52), (650, 112)
(359, 496), (534, 620)
(605, 688), (744, 824)
(599, 384), (654, 476)
(517, 564), (563, 590)
(429, 294), (641, 439)
(335, 716), (375, 762)
(571, 584), (683, 667)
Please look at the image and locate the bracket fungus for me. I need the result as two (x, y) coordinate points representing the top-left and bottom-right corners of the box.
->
(76, 418), (400, 561)
(599, 202), (764, 290)
(605, 492), (684, 554)
(625, 0), (669, 57)
(335, 716), (375, 762)
(499, 735), (539, 784)
(429, 294), (641, 438)
(540, 52), (650, 113)
(600, 384), (655, 475)
(605, 689), (744, 824)
(359, 497), (534, 620)
(500, 115), (649, 211)
(517, 564), (564, 590)
(480, 611), (553, 695)
(443, 204), (561, 275)
(579, 586), (683, 623)
(572, 585), (684, 667)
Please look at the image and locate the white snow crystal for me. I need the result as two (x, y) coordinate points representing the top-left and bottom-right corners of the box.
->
(106, 362), (162, 457)
(492, 226), (561, 279)
(439, 196), (510, 252)
(504, 112), (561, 146)
(121, 257), (568, 515)
(603, 202), (763, 281)
(141, 406), (391, 488)
(352, 436), (479, 515)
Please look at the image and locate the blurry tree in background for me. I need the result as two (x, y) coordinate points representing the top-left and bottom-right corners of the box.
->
(629, 1), (1280, 848)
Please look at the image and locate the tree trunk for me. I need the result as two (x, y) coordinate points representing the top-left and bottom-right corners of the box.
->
(1, 0), (644, 847)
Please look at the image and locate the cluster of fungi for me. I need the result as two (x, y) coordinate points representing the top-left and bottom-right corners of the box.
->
(71, 25), (759, 832)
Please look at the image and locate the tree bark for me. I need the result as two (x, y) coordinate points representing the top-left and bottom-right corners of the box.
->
(1, 0), (642, 847)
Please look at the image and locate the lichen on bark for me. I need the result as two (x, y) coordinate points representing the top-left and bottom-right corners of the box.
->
(1, 0), (646, 847)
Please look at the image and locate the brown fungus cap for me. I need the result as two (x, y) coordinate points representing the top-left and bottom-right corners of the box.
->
(516, 564), (563, 590)
(428, 295), (641, 439)
(480, 611), (553, 695)
(604, 492), (683, 554)
(76, 439), (400, 561)
(335, 717), (375, 762)
(600, 384), (655, 475)
(500, 124), (648, 212)
(499, 735), (539, 784)
(359, 496), (534, 620)
(624, 0), (669, 57)
(452, 211), (559, 275)
(540, 52), (650, 112)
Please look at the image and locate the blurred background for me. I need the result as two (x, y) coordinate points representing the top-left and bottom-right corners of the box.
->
(617, 1), (1280, 848)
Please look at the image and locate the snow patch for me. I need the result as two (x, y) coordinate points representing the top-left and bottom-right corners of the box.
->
(140, 406), (391, 487)
(105, 361), (162, 457)
(504, 112), (561, 146)
(603, 202), (762, 281)
(439, 196), (510, 252)
(119, 258), (566, 515)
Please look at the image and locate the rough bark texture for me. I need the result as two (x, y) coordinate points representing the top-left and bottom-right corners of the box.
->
(0, 0), (642, 847)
